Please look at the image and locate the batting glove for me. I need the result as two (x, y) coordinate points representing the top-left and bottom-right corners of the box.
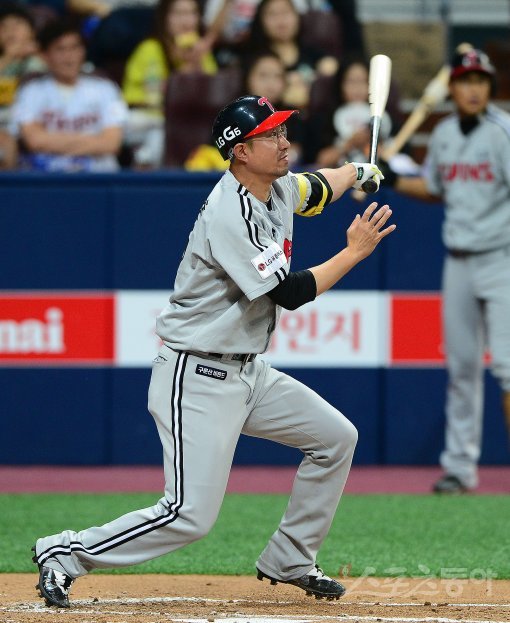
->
(350, 162), (384, 191)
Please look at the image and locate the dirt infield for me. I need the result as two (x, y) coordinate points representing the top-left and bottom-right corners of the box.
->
(2, 574), (509, 623)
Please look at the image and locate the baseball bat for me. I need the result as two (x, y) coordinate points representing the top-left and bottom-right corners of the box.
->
(361, 54), (392, 193)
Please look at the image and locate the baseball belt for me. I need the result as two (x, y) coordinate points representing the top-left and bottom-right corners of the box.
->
(188, 351), (256, 365)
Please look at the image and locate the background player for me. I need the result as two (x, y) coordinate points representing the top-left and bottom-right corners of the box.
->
(383, 48), (510, 493)
(32, 95), (394, 608)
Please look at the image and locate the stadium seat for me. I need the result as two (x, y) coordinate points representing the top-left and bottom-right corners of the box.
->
(308, 74), (335, 117)
(26, 4), (59, 32)
(300, 10), (343, 59)
(164, 69), (242, 167)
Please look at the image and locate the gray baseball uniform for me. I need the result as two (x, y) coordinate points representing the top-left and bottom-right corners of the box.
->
(424, 103), (510, 488)
(33, 169), (358, 580)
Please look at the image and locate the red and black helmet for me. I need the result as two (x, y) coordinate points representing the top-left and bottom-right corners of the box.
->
(450, 48), (495, 81)
(212, 95), (297, 160)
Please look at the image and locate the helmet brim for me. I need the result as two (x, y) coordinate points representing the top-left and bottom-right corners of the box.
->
(450, 65), (494, 80)
(244, 109), (297, 139)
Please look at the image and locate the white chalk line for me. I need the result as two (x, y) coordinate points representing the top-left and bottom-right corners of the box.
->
(2, 597), (510, 623)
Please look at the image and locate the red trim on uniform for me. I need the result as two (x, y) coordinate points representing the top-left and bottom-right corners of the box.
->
(244, 110), (297, 138)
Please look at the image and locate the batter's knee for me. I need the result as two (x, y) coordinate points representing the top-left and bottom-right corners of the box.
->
(448, 355), (483, 381)
(339, 417), (358, 454)
(177, 509), (219, 543)
(315, 414), (358, 467)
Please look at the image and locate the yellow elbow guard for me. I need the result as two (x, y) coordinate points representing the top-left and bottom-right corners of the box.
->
(296, 172), (333, 217)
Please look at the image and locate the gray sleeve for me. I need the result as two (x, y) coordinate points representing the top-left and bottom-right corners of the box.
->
(209, 204), (289, 302)
(423, 130), (442, 196)
(496, 128), (510, 188)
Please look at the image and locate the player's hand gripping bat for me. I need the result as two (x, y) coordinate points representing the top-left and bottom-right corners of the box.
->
(361, 54), (392, 193)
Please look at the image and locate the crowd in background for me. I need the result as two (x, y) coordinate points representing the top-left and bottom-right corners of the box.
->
(0, 0), (409, 172)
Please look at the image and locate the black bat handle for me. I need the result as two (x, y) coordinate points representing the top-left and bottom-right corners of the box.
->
(361, 115), (381, 193)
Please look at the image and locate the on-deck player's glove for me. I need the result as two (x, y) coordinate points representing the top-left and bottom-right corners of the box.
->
(349, 162), (384, 192)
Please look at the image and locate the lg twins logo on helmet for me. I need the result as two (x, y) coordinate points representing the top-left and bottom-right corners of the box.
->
(463, 50), (478, 68)
(258, 97), (275, 112)
(215, 125), (241, 148)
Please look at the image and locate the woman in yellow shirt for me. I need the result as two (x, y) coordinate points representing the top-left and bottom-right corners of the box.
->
(122, 0), (217, 167)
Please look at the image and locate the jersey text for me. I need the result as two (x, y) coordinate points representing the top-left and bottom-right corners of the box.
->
(195, 364), (227, 380)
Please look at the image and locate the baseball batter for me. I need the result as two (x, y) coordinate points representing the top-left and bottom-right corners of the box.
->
(385, 49), (510, 493)
(32, 95), (394, 608)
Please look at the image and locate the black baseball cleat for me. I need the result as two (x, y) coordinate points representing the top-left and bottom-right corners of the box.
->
(32, 546), (74, 608)
(257, 564), (346, 600)
(432, 474), (468, 494)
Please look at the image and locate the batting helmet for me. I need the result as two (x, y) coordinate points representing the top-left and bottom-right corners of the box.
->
(212, 95), (297, 160)
(450, 48), (495, 81)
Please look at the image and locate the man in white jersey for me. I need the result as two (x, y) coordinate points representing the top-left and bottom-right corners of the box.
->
(383, 49), (510, 493)
(32, 95), (395, 608)
(10, 19), (127, 172)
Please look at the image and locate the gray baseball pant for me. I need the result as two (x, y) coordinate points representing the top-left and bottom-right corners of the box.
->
(441, 247), (510, 488)
(35, 345), (357, 579)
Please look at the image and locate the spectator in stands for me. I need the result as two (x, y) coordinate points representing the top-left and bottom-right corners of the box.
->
(122, 0), (217, 168)
(184, 50), (305, 170)
(183, 136), (230, 171)
(0, 3), (46, 120)
(202, 0), (259, 67)
(0, 2), (46, 168)
(314, 56), (410, 172)
(315, 56), (392, 168)
(10, 19), (128, 171)
(241, 0), (337, 110)
(66, 0), (156, 68)
(203, 0), (351, 69)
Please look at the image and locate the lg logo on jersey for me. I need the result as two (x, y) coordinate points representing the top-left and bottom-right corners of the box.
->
(284, 239), (292, 260)
(215, 126), (241, 148)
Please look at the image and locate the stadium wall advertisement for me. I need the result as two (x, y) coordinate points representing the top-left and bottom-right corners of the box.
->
(0, 290), (444, 368)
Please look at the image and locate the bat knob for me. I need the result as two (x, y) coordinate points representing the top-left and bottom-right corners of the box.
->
(361, 178), (379, 194)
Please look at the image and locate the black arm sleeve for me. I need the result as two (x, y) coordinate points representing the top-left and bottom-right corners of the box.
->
(266, 269), (317, 310)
